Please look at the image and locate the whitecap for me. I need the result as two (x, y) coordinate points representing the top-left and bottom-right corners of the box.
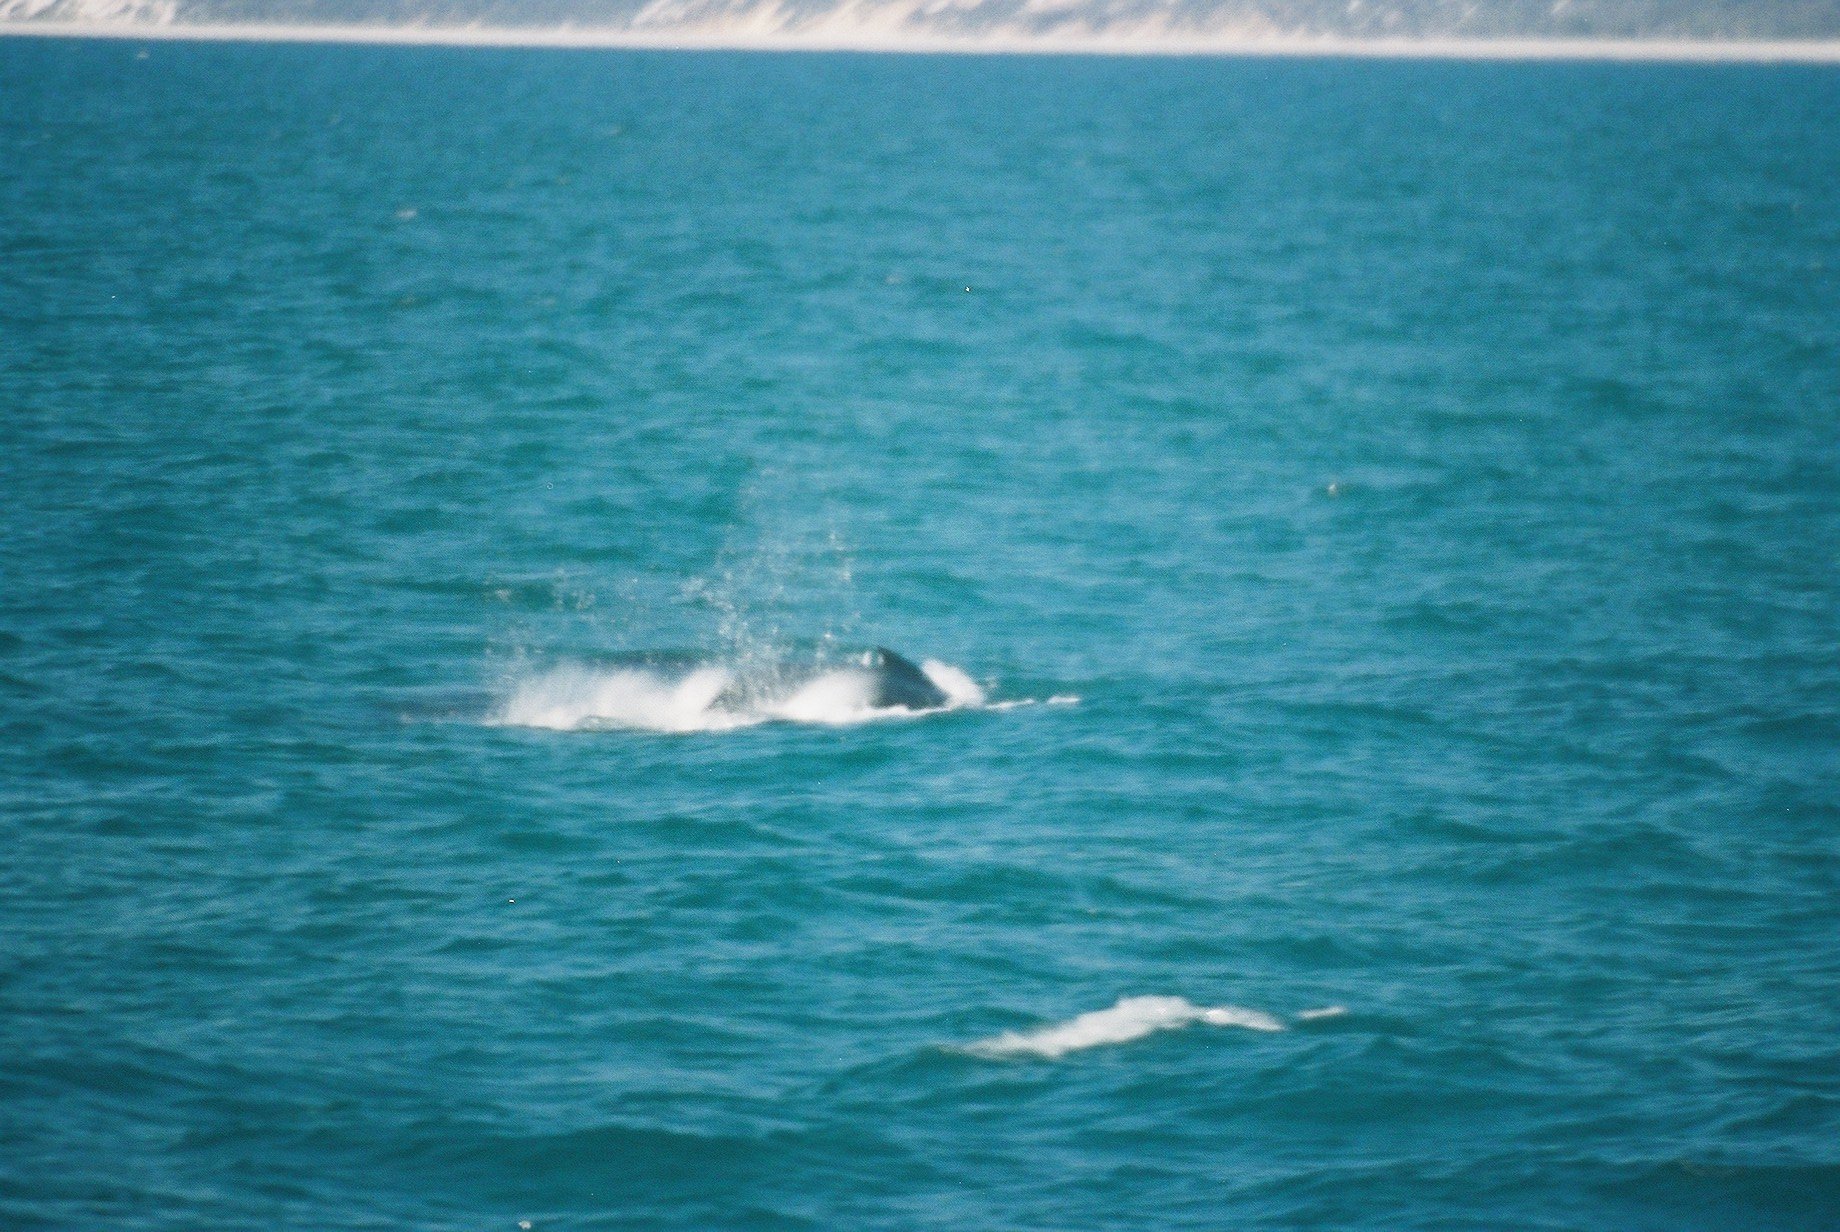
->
(1296, 1005), (1348, 1021)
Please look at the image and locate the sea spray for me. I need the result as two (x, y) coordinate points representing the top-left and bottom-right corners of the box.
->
(489, 651), (1016, 732)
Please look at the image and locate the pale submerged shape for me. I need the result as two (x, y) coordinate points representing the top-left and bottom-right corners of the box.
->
(966, 995), (1286, 1059)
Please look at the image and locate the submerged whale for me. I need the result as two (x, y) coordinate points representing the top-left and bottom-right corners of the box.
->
(711, 646), (950, 714)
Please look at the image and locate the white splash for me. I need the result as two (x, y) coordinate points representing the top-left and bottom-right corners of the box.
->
(495, 665), (749, 733)
(772, 666), (879, 724)
(964, 995), (1347, 1059)
(490, 655), (1025, 733)
(919, 659), (985, 707)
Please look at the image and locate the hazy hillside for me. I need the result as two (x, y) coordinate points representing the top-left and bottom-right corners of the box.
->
(5, 0), (1840, 42)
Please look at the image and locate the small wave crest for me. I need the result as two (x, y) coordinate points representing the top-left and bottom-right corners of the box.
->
(963, 996), (1343, 1059)
(490, 653), (1011, 733)
(1296, 1005), (1348, 1021)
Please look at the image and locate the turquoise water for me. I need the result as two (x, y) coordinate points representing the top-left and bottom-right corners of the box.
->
(4, 39), (1838, 1230)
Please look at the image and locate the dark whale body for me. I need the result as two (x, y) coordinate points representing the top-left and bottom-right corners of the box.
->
(709, 645), (950, 714)
(857, 647), (951, 710)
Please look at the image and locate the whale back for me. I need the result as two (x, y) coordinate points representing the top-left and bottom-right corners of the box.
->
(862, 647), (949, 710)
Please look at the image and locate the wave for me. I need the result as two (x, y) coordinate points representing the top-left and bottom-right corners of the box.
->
(489, 652), (1060, 732)
(962, 995), (1346, 1059)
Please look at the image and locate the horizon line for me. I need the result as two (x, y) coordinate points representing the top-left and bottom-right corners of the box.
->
(4, 19), (1840, 61)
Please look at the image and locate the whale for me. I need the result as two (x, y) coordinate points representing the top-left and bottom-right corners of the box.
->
(851, 646), (952, 711)
(477, 643), (986, 731)
(710, 645), (950, 714)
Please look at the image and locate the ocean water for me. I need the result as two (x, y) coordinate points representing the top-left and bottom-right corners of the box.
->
(3, 37), (1838, 1230)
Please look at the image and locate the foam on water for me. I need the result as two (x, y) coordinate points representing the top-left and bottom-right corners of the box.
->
(491, 655), (1006, 732)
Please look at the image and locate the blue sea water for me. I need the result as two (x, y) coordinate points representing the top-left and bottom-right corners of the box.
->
(3, 37), (1839, 1230)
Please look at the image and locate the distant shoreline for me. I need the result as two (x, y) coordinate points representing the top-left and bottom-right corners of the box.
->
(4, 20), (1840, 61)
